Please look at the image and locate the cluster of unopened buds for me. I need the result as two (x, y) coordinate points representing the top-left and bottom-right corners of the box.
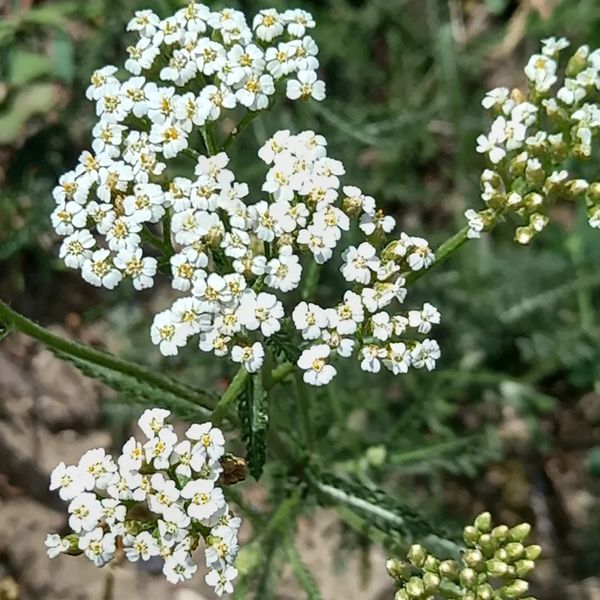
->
(470, 36), (600, 243)
(387, 512), (541, 600)
(45, 409), (241, 595)
(50, 3), (442, 386)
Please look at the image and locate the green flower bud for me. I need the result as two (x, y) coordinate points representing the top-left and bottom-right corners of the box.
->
(439, 559), (460, 580)
(342, 195), (363, 218)
(395, 590), (410, 600)
(405, 576), (425, 598)
(495, 548), (509, 562)
(566, 45), (590, 77)
(512, 177), (529, 197)
(510, 152), (528, 177)
(525, 159), (545, 188)
(478, 533), (495, 555)
(502, 579), (529, 598)
(573, 142), (592, 160)
(423, 571), (441, 592)
(463, 526), (479, 546)
(523, 192), (543, 211)
(64, 533), (84, 556)
(543, 170), (568, 196)
(529, 213), (548, 233)
(524, 545), (542, 561)
(547, 133), (567, 161)
(505, 542), (525, 561)
(381, 240), (403, 262)
(515, 226), (534, 245)
(474, 512), (492, 533)
(587, 182), (600, 202)
(407, 544), (427, 568)
(515, 559), (536, 577)
(565, 179), (590, 200)
(509, 524), (531, 542)
(206, 225), (223, 247)
(386, 558), (409, 581)
(459, 567), (478, 589)
(423, 555), (439, 572)
(477, 583), (494, 600)
(486, 558), (508, 578)
(588, 205), (600, 226)
(492, 525), (509, 543)
(481, 168), (503, 187)
(464, 549), (484, 570)
(487, 190), (508, 210)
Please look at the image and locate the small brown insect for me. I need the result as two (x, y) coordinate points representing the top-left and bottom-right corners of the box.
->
(218, 454), (248, 485)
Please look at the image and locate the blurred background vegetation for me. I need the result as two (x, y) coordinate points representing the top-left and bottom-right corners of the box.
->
(1, 0), (600, 597)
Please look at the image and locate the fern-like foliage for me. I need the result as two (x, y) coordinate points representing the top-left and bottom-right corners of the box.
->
(55, 351), (212, 420)
(283, 530), (323, 600)
(308, 471), (456, 545)
(238, 373), (269, 480)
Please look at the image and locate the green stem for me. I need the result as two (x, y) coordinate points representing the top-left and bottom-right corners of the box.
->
(0, 298), (216, 410)
(162, 211), (174, 255)
(222, 111), (260, 151)
(335, 505), (395, 548)
(182, 147), (200, 160)
(211, 366), (250, 424)
(301, 260), (320, 301)
(405, 225), (469, 286)
(295, 370), (314, 449)
(268, 361), (294, 389)
(202, 122), (219, 156)
(141, 225), (171, 257)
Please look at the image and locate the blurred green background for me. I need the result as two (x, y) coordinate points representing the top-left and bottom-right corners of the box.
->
(1, 0), (600, 597)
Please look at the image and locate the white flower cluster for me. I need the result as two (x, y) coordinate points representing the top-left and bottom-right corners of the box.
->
(150, 131), (440, 385)
(45, 409), (240, 595)
(472, 37), (600, 242)
(51, 2), (324, 289)
(50, 3), (441, 386)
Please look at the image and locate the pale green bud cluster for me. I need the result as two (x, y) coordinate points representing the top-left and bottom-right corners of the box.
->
(470, 37), (600, 244)
(387, 512), (541, 600)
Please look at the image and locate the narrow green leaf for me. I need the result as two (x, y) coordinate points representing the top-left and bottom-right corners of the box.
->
(253, 538), (280, 600)
(0, 323), (11, 343)
(387, 430), (502, 477)
(50, 34), (75, 83)
(0, 83), (63, 144)
(238, 373), (269, 480)
(8, 49), (53, 86)
(54, 351), (211, 420)
(283, 535), (322, 600)
(0, 299), (217, 413)
(307, 471), (456, 545)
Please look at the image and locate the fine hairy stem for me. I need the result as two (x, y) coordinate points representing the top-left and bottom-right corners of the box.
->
(268, 361), (294, 389)
(405, 225), (469, 286)
(0, 298), (216, 411)
(295, 370), (314, 449)
(141, 225), (172, 257)
(212, 361), (294, 425)
(183, 147), (200, 160)
(222, 111), (260, 151)
(202, 122), (219, 156)
(211, 366), (251, 424)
